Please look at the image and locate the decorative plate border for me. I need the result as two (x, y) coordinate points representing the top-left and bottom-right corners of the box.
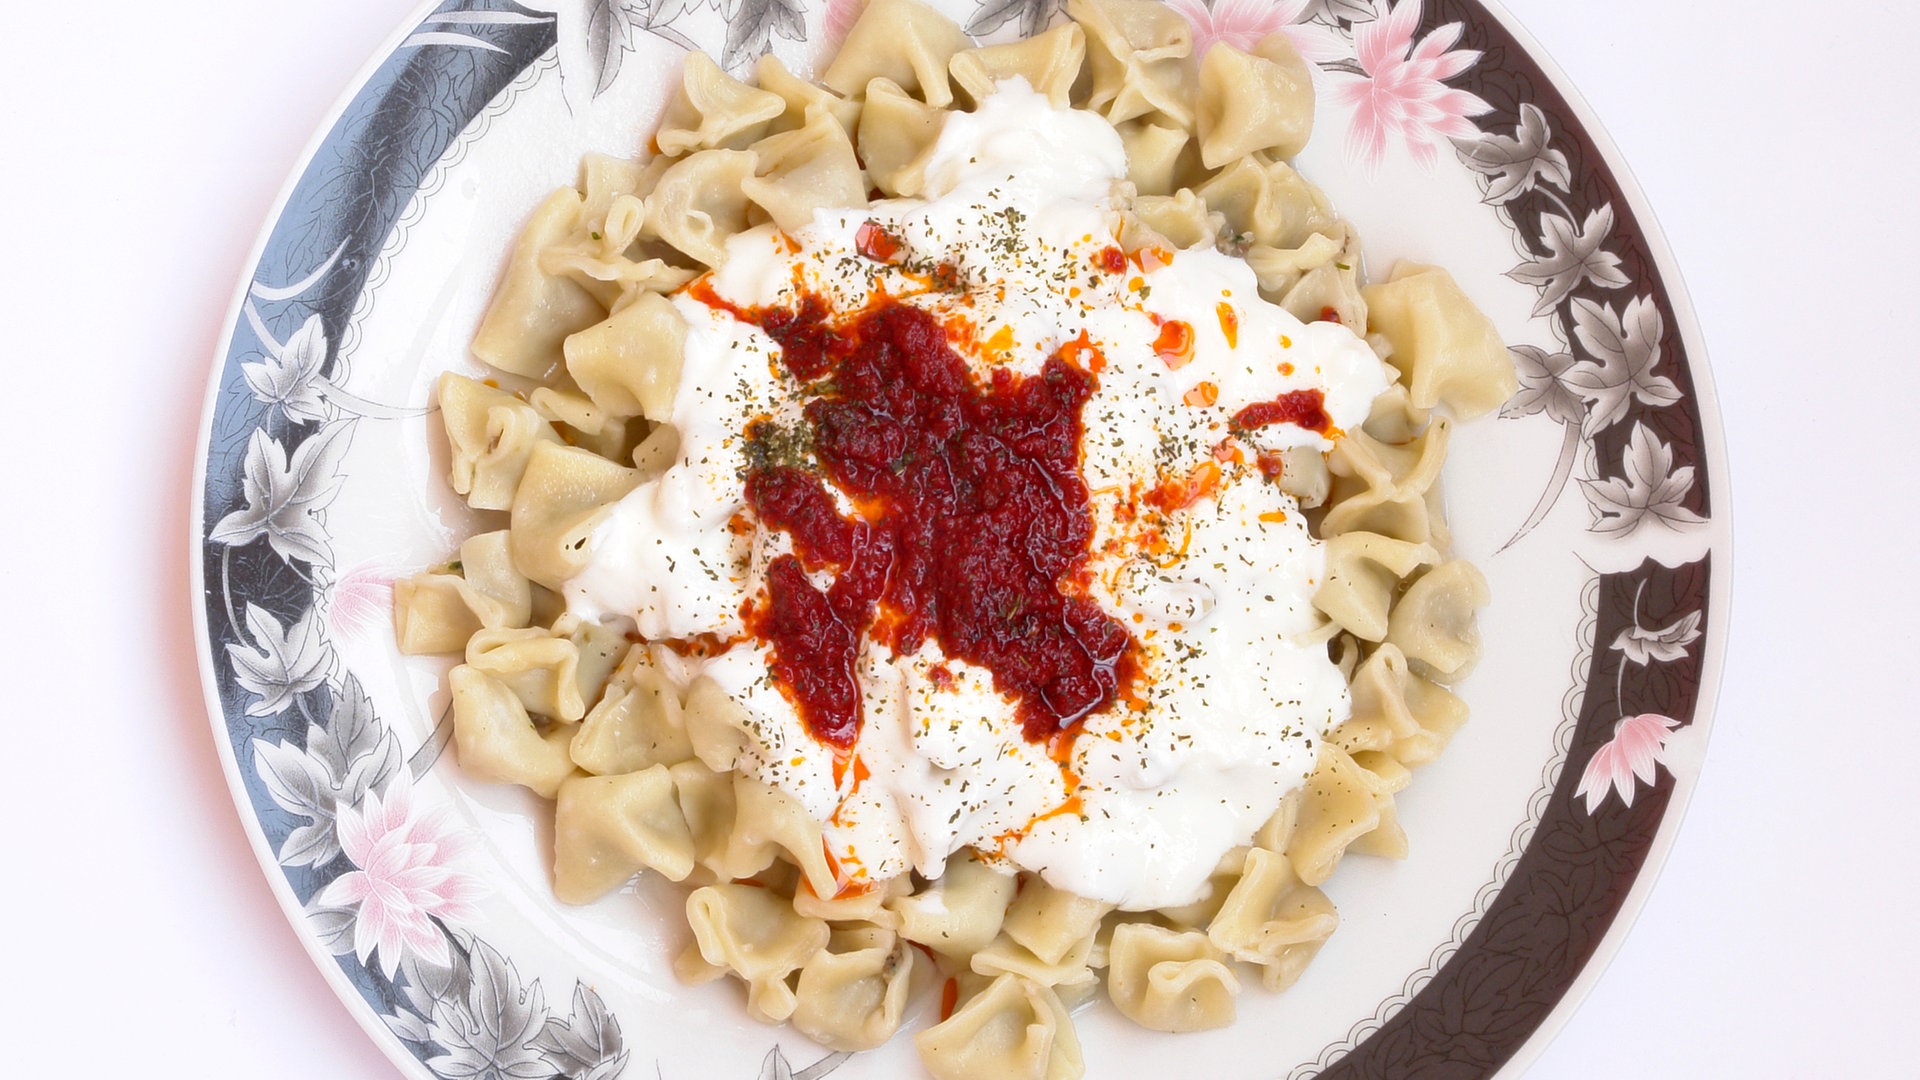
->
(189, 1), (1728, 1077)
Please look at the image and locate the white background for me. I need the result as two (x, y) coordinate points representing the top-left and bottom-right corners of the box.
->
(1, 1), (1913, 1077)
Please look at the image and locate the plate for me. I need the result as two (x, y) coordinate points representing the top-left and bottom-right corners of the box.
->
(190, 0), (1728, 1076)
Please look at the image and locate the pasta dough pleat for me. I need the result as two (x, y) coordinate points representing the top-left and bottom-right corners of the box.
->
(507, 440), (641, 591)
(1127, 189), (1222, 250)
(1287, 743), (1383, 886)
(1386, 560), (1490, 684)
(1313, 531), (1442, 642)
(728, 775), (841, 899)
(822, 0), (969, 108)
(1322, 418), (1452, 544)
(448, 664), (578, 798)
(1195, 35), (1314, 168)
(756, 54), (862, 139)
(466, 626), (587, 723)
(1363, 262), (1518, 419)
(471, 188), (606, 380)
(791, 927), (917, 1051)
(392, 571), (481, 655)
(914, 973), (1083, 1080)
(642, 149), (759, 268)
(857, 78), (948, 199)
(1196, 154), (1336, 251)
(1392, 673), (1470, 767)
(552, 766), (698, 903)
(570, 647), (692, 775)
(684, 883), (830, 1023)
(741, 110), (868, 234)
(394, 533), (531, 655)
(657, 51), (786, 155)
(682, 674), (757, 771)
(563, 284), (690, 425)
(1114, 117), (1200, 197)
(1206, 846), (1338, 991)
(890, 850), (1018, 960)
(437, 373), (563, 512)
(1070, 0), (1195, 128)
(1105, 923), (1239, 1032)
(950, 23), (1087, 109)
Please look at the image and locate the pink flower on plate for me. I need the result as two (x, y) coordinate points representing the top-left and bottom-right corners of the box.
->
(1164, 0), (1345, 64)
(1330, 0), (1492, 170)
(326, 561), (395, 640)
(823, 0), (864, 46)
(1575, 713), (1681, 814)
(317, 781), (484, 978)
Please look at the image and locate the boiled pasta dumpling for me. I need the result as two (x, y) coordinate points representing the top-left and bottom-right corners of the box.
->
(406, 6), (1519, 1075)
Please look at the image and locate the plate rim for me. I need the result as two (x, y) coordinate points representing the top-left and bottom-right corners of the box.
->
(186, 1), (1735, 1076)
(1465, 2), (1732, 1074)
(186, 1), (465, 1075)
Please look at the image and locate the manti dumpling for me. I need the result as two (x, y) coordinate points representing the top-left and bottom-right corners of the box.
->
(915, 973), (1083, 1080)
(684, 882), (830, 1023)
(1105, 923), (1240, 1032)
(791, 926), (917, 1051)
(551, 765), (697, 902)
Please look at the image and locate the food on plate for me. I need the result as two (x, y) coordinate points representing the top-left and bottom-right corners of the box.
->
(393, 0), (1516, 1073)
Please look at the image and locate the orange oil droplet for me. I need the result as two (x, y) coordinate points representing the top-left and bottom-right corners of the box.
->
(1059, 329), (1105, 373)
(1153, 320), (1194, 370)
(1216, 301), (1239, 348)
(1184, 381), (1219, 407)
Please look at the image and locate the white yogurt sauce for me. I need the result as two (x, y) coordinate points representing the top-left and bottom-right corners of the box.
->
(563, 81), (1390, 910)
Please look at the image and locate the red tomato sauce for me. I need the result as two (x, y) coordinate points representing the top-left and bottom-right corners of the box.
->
(733, 297), (1138, 748)
(1233, 389), (1333, 437)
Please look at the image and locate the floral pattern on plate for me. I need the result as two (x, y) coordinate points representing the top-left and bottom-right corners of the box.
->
(193, 1), (1724, 1077)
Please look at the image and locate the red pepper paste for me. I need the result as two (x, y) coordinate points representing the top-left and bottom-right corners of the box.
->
(736, 298), (1137, 748)
(1233, 389), (1333, 437)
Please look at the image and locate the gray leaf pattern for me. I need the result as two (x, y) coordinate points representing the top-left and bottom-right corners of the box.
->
(1579, 421), (1706, 537)
(1455, 102), (1569, 205)
(209, 421), (354, 567)
(308, 673), (403, 803)
(1300, 0), (1374, 23)
(1480, 91), (1705, 555)
(307, 903), (360, 955)
(1610, 610), (1702, 667)
(427, 937), (551, 1079)
(249, 672), (398, 866)
(391, 934), (631, 1080)
(1508, 204), (1630, 317)
(585, 0), (644, 96)
(534, 985), (630, 1080)
(1500, 344), (1584, 427)
(966, 0), (1060, 36)
(722, 0), (807, 69)
(1562, 295), (1682, 436)
(228, 604), (330, 719)
(240, 314), (331, 424)
(253, 734), (340, 864)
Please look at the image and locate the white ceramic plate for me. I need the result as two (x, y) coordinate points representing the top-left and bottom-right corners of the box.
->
(191, 1), (1728, 1076)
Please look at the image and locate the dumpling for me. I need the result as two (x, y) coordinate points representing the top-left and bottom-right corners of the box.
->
(1195, 34), (1314, 167)
(822, 0), (969, 108)
(551, 765), (697, 903)
(655, 51), (784, 155)
(1105, 923), (1239, 1032)
(1363, 262), (1518, 418)
(949, 23), (1087, 109)
(914, 973), (1083, 1080)
(791, 927), (917, 1051)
